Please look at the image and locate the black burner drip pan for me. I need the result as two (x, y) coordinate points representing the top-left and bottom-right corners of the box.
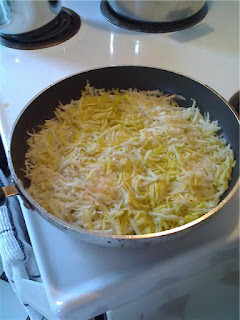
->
(0, 7), (80, 50)
(101, 0), (208, 33)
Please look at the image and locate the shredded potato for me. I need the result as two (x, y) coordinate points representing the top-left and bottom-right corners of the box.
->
(25, 84), (235, 235)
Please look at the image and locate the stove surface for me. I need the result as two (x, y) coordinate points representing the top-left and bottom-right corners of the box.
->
(0, 1), (239, 319)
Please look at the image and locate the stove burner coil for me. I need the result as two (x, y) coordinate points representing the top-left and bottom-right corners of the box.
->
(0, 7), (81, 50)
(100, 0), (208, 33)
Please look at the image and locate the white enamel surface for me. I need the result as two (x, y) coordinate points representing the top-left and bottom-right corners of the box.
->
(0, 1), (239, 319)
(107, 255), (239, 320)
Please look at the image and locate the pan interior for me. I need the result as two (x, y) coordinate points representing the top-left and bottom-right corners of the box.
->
(10, 66), (239, 203)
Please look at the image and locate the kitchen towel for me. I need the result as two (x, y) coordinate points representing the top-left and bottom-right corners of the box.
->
(0, 169), (45, 320)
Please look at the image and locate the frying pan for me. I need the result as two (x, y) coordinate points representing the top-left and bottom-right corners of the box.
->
(1, 66), (239, 247)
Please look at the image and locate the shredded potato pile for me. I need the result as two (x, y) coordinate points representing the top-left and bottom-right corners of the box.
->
(25, 84), (235, 235)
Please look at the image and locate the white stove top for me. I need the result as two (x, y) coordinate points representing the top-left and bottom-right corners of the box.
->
(0, 1), (239, 320)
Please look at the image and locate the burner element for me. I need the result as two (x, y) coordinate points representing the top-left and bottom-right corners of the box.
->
(0, 7), (81, 50)
(101, 0), (208, 33)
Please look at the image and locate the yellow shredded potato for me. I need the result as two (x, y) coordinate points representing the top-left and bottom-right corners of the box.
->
(24, 84), (235, 235)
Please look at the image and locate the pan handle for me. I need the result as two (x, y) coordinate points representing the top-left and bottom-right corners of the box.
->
(0, 185), (19, 206)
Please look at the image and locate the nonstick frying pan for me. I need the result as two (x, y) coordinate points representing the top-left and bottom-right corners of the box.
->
(1, 66), (239, 247)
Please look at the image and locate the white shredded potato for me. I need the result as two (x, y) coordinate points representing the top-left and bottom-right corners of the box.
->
(24, 84), (235, 235)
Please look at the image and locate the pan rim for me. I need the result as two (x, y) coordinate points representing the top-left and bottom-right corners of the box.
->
(8, 65), (240, 242)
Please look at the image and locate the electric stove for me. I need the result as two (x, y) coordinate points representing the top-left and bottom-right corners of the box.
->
(0, 1), (239, 320)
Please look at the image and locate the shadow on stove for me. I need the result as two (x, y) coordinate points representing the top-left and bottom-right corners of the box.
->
(169, 23), (214, 43)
